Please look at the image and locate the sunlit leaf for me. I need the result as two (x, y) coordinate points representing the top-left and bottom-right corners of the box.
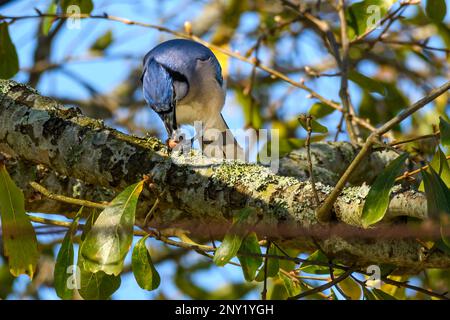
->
(80, 208), (99, 241)
(299, 250), (330, 275)
(213, 208), (255, 267)
(80, 181), (144, 275)
(337, 276), (362, 300)
(309, 102), (335, 118)
(372, 288), (398, 300)
(298, 114), (328, 133)
(426, 0), (447, 22)
(237, 232), (262, 281)
(213, 234), (242, 267)
(0, 164), (39, 278)
(175, 262), (255, 299)
(0, 264), (15, 299)
(419, 147), (450, 191)
(235, 90), (264, 129)
(346, 0), (397, 39)
(440, 116), (450, 147)
(132, 235), (161, 291)
(269, 277), (288, 300)
(361, 153), (408, 227)
(54, 208), (82, 300)
(42, 1), (57, 36)
(255, 245), (281, 281)
(0, 22), (19, 79)
(90, 30), (114, 53)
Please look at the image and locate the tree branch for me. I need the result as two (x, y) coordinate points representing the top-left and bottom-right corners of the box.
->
(1, 79), (450, 273)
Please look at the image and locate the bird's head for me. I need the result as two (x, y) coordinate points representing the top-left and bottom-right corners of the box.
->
(142, 39), (223, 140)
(141, 57), (188, 137)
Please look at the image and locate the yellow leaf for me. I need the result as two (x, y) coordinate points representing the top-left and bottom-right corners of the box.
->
(211, 44), (230, 79)
(338, 276), (362, 300)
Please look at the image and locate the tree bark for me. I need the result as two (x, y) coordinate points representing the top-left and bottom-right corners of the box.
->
(1, 79), (449, 273)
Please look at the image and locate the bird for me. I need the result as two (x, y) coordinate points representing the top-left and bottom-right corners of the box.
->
(141, 39), (244, 160)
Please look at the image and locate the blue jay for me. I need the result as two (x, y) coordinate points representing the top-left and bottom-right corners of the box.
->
(141, 39), (243, 160)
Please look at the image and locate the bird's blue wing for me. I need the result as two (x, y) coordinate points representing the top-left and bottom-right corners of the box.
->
(142, 58), (174, 113)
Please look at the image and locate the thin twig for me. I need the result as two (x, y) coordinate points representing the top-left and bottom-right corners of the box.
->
(390, 132), (440, 147)
(261, 240), (271, 300)
(288, 268), (355, 300)
(395, 155), (450, 182)
(337, 0), (361, 143)
(304, 115), (320, 206)
(29, 181), (107, 209)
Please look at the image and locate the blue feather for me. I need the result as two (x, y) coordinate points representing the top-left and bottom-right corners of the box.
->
(142, 58), (174, 113)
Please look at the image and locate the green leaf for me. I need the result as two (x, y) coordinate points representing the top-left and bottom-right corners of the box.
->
(426, 0), (447, 22)
(337, 276), (362, 300)
(60, 0), (94, 14)
(280, 272), (302, 297)
(80, 181), (144, 275)
(131, 235), (161, 291)
(255, 245), (280, 281)
(372, 288), (398, 300)
(363, 287), (377, 300)
(422, 166), (450, 249)
(439, 116), (450, 147)
(349, 70), (387, 96)
(213, 233), (243, 267)
(309, 102), (335, 118)
(419, 147), (450, 191)
(42, 1), (57, 36)
(237, 232), (263, 281)
(90, 30), (113, 52)
(54, 208), (82, 300)
(298, 114), (328, 133)
(77, 255), (121, 300)
(361, 153), (408, 227)
(213, 208), (255, 267)
(346, 0), (397, 39)
(0, 164), (39, 278)
(0, 22), (19, 79)
(299, 250), (330, 275)
(235, 90), (264, 129)
(279, 248), (301, 272)
(80, 208), (99, 241)
(0, 263), (15, 299)
(422, 166), (450, 218)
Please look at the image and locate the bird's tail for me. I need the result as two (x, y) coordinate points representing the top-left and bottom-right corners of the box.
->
(201, 114), (245, 161)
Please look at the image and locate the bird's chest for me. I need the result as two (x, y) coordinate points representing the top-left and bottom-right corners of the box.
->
(175, 79), (225, 126)
(175, 102), (206, 124)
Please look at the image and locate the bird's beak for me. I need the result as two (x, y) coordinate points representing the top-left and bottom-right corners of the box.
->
(160, 106), (177, 137)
